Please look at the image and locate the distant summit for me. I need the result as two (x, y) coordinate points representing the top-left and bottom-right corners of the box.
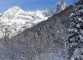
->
(1, 6), (24, 19)
(43, 0), (67, 17)
(60, 0), (67, 11)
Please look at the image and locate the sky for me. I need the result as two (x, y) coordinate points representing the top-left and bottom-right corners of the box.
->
(0, 0), (79, 13)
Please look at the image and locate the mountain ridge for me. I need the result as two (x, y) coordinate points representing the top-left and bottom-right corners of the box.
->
(0, 1), (67, 39)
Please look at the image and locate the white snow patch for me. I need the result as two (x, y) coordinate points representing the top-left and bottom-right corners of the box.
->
(79, 9), (83, 13)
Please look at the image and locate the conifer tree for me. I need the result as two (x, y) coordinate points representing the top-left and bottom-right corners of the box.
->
(67, 2), (83, 60)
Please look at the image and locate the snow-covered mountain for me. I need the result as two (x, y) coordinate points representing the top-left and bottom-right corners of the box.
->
(0, 1), (67, 38)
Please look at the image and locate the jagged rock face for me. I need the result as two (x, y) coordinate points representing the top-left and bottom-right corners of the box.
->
(60, 0), (67, 11)
(0, 3), (74, 60)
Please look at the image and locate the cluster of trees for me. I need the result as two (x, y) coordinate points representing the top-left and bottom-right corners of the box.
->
(67, 2), (83, 60)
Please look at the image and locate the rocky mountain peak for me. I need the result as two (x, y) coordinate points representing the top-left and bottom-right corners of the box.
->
(6, 6), (23, 13)
(1, 6), (24, 19)
(60, 0), (67, 11)
(43, 1), (67, 17)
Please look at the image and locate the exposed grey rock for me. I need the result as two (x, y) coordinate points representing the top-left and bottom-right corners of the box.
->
(60, 0), (67, 11)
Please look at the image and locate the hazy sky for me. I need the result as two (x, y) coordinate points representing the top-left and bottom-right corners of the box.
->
(0, 0), (79, 13)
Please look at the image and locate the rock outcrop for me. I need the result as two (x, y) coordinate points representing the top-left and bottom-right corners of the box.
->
(60, 0), (67, 11)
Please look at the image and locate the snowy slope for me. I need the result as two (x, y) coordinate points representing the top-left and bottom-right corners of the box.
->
(0, 1), (67, 39)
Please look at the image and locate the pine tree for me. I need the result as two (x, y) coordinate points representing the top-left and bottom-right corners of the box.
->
(67, 2), (83, 60)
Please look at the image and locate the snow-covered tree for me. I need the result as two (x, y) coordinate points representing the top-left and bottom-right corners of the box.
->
(67, 2), (83, 60)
